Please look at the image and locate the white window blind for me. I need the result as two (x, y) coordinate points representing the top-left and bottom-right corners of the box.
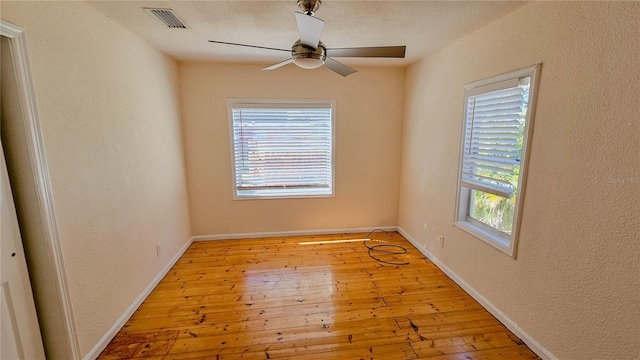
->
(460, 81), (527, 198)
(230, 101), (334, 198)
(455, 64), (540, 257)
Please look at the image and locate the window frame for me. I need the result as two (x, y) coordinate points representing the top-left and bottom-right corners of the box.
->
(454, 64), (540, 258)
(227, 98), (336, 200)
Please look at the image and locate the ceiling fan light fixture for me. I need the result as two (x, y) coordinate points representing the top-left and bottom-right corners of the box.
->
(291, 40), (326, 69)
(293, 56), (325, 69)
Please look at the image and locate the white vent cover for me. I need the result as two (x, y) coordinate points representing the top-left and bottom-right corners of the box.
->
(145, 8), (189, 29)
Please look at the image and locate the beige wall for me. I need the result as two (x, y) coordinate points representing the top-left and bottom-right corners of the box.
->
(179, 63), (404, 236)
(3, 1), (638, 358)
(399, 2), (640, 359)
(1, 2), (192, 356)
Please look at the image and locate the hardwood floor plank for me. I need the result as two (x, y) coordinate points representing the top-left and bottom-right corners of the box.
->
(129, 296), (387, 321)
(416, 344), (540, 359)
(98, 232), (540, 360)
(99, 330), (179, 359)
(264, 342), (418, 359)
(410, 331), (522, 357)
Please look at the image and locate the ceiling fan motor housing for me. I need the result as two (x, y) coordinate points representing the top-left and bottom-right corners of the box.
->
(297, 0), (321, 15)
(291, 40), (326, 69)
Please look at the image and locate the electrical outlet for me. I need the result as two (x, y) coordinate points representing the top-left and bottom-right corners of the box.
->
(156, 245), (161, 257)
(438, 236), (445, 248)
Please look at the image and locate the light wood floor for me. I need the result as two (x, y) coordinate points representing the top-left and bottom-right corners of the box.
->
(99, 232), (540, 359)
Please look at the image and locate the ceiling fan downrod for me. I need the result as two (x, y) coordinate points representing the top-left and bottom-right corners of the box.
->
(297, 0), (321, 15)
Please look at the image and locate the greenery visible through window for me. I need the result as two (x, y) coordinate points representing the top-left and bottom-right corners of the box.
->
(468, 84), (528, 234)
(455, 65), (539, 256)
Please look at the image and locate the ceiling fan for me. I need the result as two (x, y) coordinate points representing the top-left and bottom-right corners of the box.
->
(208, 0), (406, 77)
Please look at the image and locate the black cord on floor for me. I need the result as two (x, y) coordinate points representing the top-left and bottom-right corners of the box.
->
(363, 229), (409, 266)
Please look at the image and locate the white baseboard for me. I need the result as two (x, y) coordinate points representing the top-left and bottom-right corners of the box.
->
(192, 226), (398, 241)
(83, 237), (194, 360)
(397, 227), (557, 360)
(85, 227), (555, 360)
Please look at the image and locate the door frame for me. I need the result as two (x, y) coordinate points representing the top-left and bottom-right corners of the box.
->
(1, 20), (80, 359)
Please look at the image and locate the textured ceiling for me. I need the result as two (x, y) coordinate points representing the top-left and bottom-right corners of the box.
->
(86, 1), (527, 67)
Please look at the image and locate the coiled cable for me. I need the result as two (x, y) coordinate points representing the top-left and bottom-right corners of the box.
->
(363, 229), (409, 266)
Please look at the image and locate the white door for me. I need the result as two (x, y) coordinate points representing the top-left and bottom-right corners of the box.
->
(1, 137), (45, 359)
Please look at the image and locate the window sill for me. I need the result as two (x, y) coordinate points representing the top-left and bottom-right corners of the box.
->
(454, 221), (515, 257)
(233, 188), (334, 200)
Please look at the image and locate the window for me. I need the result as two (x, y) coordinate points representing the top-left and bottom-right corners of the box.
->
(228, 99), (335, 199)
(455, 65), (540, 257)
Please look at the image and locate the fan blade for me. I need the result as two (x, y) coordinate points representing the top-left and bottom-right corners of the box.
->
(324, 57), (357, 77)
(209, 40), (290, 53)
(261, 58), (294, 71)
(326, 46), (406, 58)
(295, 12), (324, 48)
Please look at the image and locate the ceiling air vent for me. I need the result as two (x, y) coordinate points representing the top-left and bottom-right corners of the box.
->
(145, 8), (189, 29)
